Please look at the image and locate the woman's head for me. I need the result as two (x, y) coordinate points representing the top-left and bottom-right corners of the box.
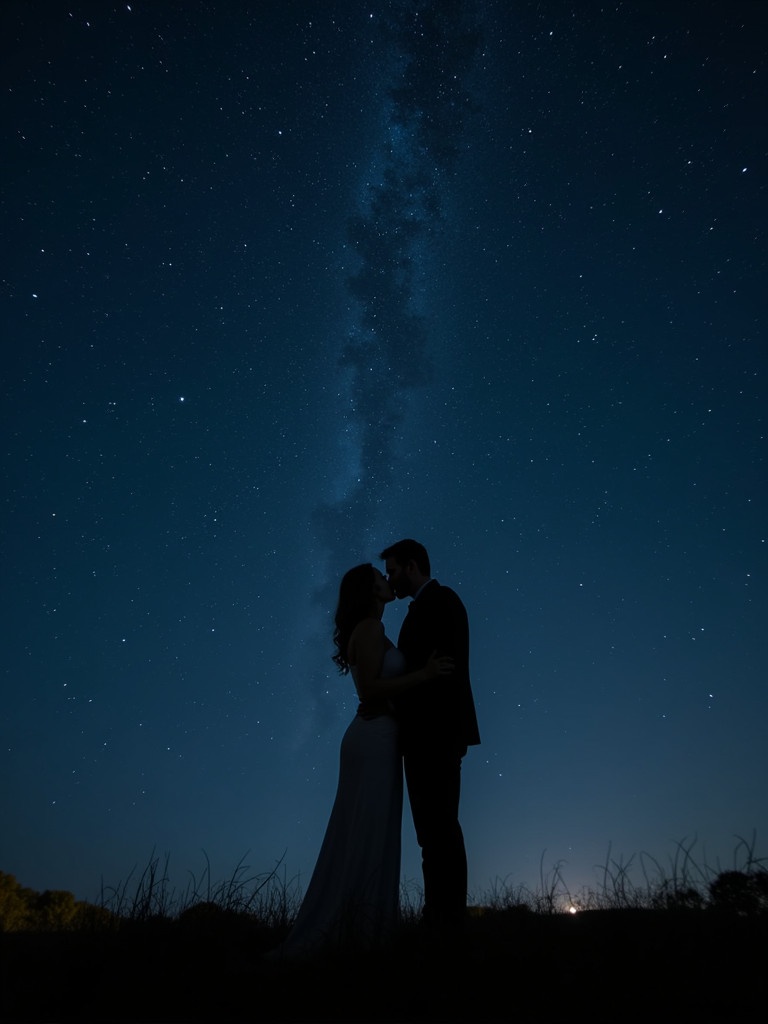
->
(332, 563), (393, 673)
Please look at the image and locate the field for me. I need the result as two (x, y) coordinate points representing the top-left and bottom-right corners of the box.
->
(1, 843), (766, 1023)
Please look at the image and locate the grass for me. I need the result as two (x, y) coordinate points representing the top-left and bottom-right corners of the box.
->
(1, 835), (766, 1023)
(479, 832), (768, 914)
(97, 848), (301, 929)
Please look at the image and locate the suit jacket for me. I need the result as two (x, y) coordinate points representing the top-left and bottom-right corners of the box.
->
(393, 579), (480, 755)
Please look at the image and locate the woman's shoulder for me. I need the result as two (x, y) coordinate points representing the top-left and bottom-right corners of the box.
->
(349, 616), (385, 642)
(348, 618), (388, 670)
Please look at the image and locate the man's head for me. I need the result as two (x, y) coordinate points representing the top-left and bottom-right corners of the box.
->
(379, 539), (431, 600)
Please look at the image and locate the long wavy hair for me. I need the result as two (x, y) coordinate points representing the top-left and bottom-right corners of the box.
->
(332, 563), (376, 674)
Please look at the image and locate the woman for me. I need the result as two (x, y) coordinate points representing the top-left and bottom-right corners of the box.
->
(272, 563), (452, 958)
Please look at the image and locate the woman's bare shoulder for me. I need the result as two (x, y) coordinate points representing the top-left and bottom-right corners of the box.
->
(350, 617), (385, 642)
(348, 617), (385, 665)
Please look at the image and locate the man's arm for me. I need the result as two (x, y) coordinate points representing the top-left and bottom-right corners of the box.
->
(404, 587), (468, 679)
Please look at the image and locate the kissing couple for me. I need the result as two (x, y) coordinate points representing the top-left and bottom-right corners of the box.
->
(273, 538), (480, 959)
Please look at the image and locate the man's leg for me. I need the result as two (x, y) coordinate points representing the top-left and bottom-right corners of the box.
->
(404, 749), (467, 928)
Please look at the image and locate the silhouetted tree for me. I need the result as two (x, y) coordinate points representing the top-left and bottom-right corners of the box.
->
(0, 871), (110, 931)
(0, 872), (36, 931)
(709, 870), (768, 915)
(654, 885), (705, 912)
(31, 889), (78, 930)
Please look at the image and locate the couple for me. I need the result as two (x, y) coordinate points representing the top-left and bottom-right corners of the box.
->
(275, 539), (480, 958)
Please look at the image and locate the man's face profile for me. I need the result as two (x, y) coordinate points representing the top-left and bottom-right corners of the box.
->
(385, 558), (408, 599)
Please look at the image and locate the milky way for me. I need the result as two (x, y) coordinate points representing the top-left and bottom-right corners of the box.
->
(314, 1), (481, 567)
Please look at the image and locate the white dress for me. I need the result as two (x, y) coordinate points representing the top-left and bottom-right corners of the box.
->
(274, 646), (405, 958)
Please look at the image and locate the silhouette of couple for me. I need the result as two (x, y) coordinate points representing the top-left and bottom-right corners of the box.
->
(275, 539), (480, 958)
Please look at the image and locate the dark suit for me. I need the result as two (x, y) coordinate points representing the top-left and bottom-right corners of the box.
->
(393, 579), (480, 927)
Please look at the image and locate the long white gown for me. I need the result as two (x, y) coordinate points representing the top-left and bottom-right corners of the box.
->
(274, 647), (405, 958)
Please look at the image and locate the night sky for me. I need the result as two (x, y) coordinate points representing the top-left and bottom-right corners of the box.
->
(2, 1), (766, 905)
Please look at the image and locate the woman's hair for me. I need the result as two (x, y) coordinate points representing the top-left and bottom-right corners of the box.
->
(332, 562), (376, 674)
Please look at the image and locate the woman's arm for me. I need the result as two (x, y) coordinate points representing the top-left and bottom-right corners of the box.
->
(350, 618), (452, 701)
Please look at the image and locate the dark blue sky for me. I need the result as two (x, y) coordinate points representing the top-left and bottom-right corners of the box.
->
(2, 0), (766, 904)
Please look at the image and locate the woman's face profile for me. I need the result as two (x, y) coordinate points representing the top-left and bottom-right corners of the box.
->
(372, 568), (394, 605)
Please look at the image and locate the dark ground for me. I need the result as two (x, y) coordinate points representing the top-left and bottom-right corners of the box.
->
(1, 908), (766, 1023)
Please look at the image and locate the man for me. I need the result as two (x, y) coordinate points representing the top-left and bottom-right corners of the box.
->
(380, 539), (480, 932)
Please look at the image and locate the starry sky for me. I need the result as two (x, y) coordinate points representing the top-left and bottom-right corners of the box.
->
(2, 0), (766, 905)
